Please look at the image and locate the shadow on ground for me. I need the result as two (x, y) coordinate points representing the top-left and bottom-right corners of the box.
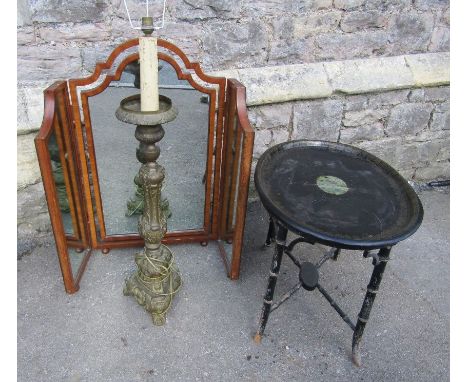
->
(18, 189), (449, 382)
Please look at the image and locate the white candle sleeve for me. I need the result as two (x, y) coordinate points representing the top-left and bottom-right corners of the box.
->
(139, 36), (159, 112)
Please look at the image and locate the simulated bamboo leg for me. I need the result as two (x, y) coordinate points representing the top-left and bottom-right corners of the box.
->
(254, 224), (288, 343)
(352, 247), (391, 366)
(262, 215), (276, 249)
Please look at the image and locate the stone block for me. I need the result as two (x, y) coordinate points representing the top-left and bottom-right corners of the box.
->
(339, 122), (385, 144)
(18, 81), (52, 131)
(407, 129), (449, 142)
(430, 112), (450, 131)
(394, 144), (422, 168)
(408, 89), (425, 102)
(325, 56), (413, 94)
(17, 89), (29, 131)
(223, 53), (447, 106)
(109, 18), (142, 40)
(388, 11), (434, 54)
(18, 132), (41, 188)
(340, 10), (387, 33)
(269, 12), (341, 63)
(405, 52), (450, 86)
(18, 0), (32, 26)
(38, 23), (109, 43)
(290, 12), (342, 37)
(334, 0), (365, 10)
(159, 22), (203, 55)
(356, 137), (403, 170)
(365, 0), (411, 10)
(271, 129), (290, 145)
(243, 0), (332, 16)
(31, 0), (108, 23)
(423, 86), (450, 102)
(205, 0), (240, 14)
(268, 39), (312, 65)
(22, 84), (51, 130)
(414, 161), (449, 181)
(202, 20), (268, 70)
(292, 99), (343, 141)
(343, 109), (388, 127)
(414, 0), (449, 11)
(409, 87), (450, 103)
(307, 0), (334, 9)
(207, 53), (451, 108)
(437, 145), (450, 162)
(387, 140), (445, 171)
(167, 0), (241, 21)
(386, 103), (433, 136)
(248, 104), (292, 130)
(398, 168), (416, 179)
(18, 45), (82, 81)
(415, 139), (446, 163)
(81, 44), (118, 75)
(442, 7), (450, 25)
(429, 26), (450, 52)
(238, 63), (332, 106)
(345, 95), (368, 111)
(253, 129), (272, 158)
(17, 27), (35, 45)
(315, 30), (388, 60)
(368, 90), (410, 107)
(435, 100), (449, 112)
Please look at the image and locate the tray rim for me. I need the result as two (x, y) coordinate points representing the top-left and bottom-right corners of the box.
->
(254, 139), (424, 249)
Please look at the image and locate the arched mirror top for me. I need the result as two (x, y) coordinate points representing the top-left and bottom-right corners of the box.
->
(69, 38), (226, 105)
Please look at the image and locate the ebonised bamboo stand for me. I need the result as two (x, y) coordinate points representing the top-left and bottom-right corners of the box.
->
(253, 140), (424, 366)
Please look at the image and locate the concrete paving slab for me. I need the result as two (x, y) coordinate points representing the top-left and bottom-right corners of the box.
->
(17, 189), (449, 381)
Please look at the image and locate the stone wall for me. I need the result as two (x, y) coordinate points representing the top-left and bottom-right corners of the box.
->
(17, 0), (450, 186)
(18, 0), (450, 80)
(17, 0), (450, 244)
(249, 86), (449, 182)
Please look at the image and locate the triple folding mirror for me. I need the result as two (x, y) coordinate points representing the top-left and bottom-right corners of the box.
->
(35, 39), (254, 293)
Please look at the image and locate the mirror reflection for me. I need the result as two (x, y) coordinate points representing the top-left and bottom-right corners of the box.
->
(47, 128), (85, 278)
(223, 114), (243, 234)
(48, 133), (74, 234)
(89, 60), (209, 235)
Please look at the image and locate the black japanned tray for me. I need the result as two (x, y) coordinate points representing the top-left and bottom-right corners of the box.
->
(254, 140), (424, 250)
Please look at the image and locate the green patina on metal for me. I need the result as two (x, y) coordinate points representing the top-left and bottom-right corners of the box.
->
(126, 179), (172, 219)
(117, 92), (181, 326)
(316, 175), (349, 196)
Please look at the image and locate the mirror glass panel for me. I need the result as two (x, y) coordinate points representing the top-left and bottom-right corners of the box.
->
(48, 132), (74, 234)
(88, 59), (209, 236)
(47, 124), (85, 278)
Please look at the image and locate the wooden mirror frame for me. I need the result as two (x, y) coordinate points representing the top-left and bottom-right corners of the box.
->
(218, 79), (255, 280)
(35, 81), (92, 293)
(36, 39), (255, 293)
(68, 39), (227, 251)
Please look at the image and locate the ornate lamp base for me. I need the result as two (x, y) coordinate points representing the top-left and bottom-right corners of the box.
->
(123, 245), (181, 325)
(116, 94), (181, 325)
